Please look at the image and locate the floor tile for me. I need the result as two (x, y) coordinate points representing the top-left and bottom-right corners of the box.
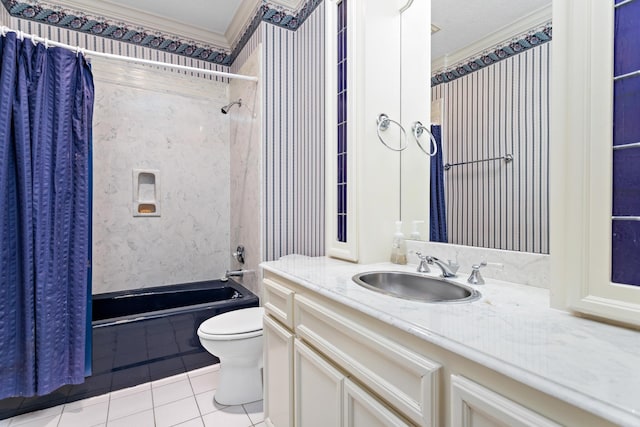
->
(152, 379), (194, 407)
(243, 400), (264, 425)
(189, 370), (219, 394)
(194, 390), (227, 416)
(9, 414), (60, 427)
(201, 405), (253, 427)
(8, 405), (62, 426)
(108, 389), (153, 421)
(174, 417), (204, 427)
(64, 393), (109, 411)
(106, 409), (154, 427)
(58, 401), (109, 427)
(151, 372), (188, 388)
(154, 397), (200, 427)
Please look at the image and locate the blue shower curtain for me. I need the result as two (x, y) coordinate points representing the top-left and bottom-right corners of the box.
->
(0, 32), (94, 398)
(430, 125), (447, 242)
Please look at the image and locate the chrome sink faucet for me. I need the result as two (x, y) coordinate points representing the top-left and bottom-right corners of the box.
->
(426, 256), (459, 278)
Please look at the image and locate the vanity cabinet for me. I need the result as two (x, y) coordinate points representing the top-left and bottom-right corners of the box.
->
(450, 375), (560, 427)
(262, 270), (616, 427)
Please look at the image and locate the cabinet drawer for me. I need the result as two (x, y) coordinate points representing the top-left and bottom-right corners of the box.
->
(294, 294), (441, 426)
(263, 278), (295, 329)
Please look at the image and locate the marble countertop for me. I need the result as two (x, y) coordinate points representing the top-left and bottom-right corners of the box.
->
(261, 255), (640, 427)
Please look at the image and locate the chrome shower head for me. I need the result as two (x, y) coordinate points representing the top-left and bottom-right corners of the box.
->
(221, 99), (242, 114)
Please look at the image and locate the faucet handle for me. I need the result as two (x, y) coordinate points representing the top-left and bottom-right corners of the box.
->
(467, 261), (487, 285)
(415, 252), (430, 273)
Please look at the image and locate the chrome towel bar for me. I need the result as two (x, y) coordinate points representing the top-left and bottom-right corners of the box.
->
(444, 154), (513, 171)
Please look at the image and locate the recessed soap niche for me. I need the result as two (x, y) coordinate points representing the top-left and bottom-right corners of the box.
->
(133, 169), (160, 217)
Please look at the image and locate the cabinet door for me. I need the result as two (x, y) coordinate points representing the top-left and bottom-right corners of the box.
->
(264, 315), (294, 427)
(450, 375), (560, 427)
(343, 378), (413, 427)
(294, 340), (345, 427)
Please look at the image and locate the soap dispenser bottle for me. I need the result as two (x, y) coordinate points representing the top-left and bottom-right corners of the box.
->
(390, 221), (407, 265)
(409, 220), (425, 240)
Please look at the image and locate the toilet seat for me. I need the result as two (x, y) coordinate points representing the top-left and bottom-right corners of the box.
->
(197, 307), (264, 341)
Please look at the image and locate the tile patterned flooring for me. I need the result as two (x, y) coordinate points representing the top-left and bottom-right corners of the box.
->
(0, 365), (264, 427)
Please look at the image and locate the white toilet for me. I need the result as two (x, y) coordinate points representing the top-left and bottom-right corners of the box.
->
(197, 307), (265, 405)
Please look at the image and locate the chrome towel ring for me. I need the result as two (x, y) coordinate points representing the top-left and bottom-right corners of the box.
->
(412, 121), (438, 157)
(376, 113), (408, 152)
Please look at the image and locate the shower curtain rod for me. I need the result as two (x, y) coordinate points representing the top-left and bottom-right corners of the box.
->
(0, 26), (259, 82)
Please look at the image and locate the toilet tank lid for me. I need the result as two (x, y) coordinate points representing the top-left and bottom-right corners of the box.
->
(199, 307), (264, 335)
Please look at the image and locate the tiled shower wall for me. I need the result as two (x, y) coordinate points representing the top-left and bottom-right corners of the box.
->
(431, 42), (551, 254)
(90, 59), (230, 294)
(261, 2), (326, 261)
(230, 34), (262, 296)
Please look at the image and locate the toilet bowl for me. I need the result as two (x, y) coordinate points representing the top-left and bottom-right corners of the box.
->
(197, 306), (265, 405)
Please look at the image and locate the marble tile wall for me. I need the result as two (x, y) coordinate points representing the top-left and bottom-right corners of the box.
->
(406, 239), (550, 289)
(90, 58), (231, 294)
(229, 45), (262, 297)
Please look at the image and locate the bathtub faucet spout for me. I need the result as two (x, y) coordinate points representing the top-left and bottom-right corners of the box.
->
(221, 269), (251, 282)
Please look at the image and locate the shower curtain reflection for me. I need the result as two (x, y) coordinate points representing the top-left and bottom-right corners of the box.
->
(430, 125), (447, 242)
(0, 32), (94, 398)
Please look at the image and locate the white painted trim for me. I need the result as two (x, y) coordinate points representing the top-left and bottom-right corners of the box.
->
(551, 0), (640, 327)
(325, 0), (358, 262)
(226, 0), (262, 48)
(44, 0), (230, 49)
(432, 4), (552, 73)
(269, 0), (306, 12)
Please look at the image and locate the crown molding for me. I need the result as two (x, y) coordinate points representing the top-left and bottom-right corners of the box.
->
(269, 0), (306, 12)
(46, 0), (229, 49)
(432, 4), (552, 73)
(225, 0), (261, 48)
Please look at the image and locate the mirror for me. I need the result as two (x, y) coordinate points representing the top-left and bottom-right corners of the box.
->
(402, 0), (552, 255)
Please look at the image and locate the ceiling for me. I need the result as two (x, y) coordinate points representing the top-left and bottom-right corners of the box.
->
(432, 0), (552, 62)
(104, 0), (244, 35)
(101, 0), (552, 58)
(30, 0), (551, 66)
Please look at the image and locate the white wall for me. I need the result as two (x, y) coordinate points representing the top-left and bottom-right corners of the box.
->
(91, 58), (231, 294)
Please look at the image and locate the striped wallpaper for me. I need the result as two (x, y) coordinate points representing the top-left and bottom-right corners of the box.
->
(431, 42), (550, 254)
(262, 2), (326, 261)
(4, 16), (232, 83)
(0, 3), (9, 24)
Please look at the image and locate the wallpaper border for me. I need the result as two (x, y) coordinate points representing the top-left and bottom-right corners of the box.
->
(0, 0), (323, 66)
(431, 25), (552, 87)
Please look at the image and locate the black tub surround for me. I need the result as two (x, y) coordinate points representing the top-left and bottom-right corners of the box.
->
(0, 279), (259, 420)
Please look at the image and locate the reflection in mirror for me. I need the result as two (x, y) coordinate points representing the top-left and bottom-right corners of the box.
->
(408, 0), (552, 254)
